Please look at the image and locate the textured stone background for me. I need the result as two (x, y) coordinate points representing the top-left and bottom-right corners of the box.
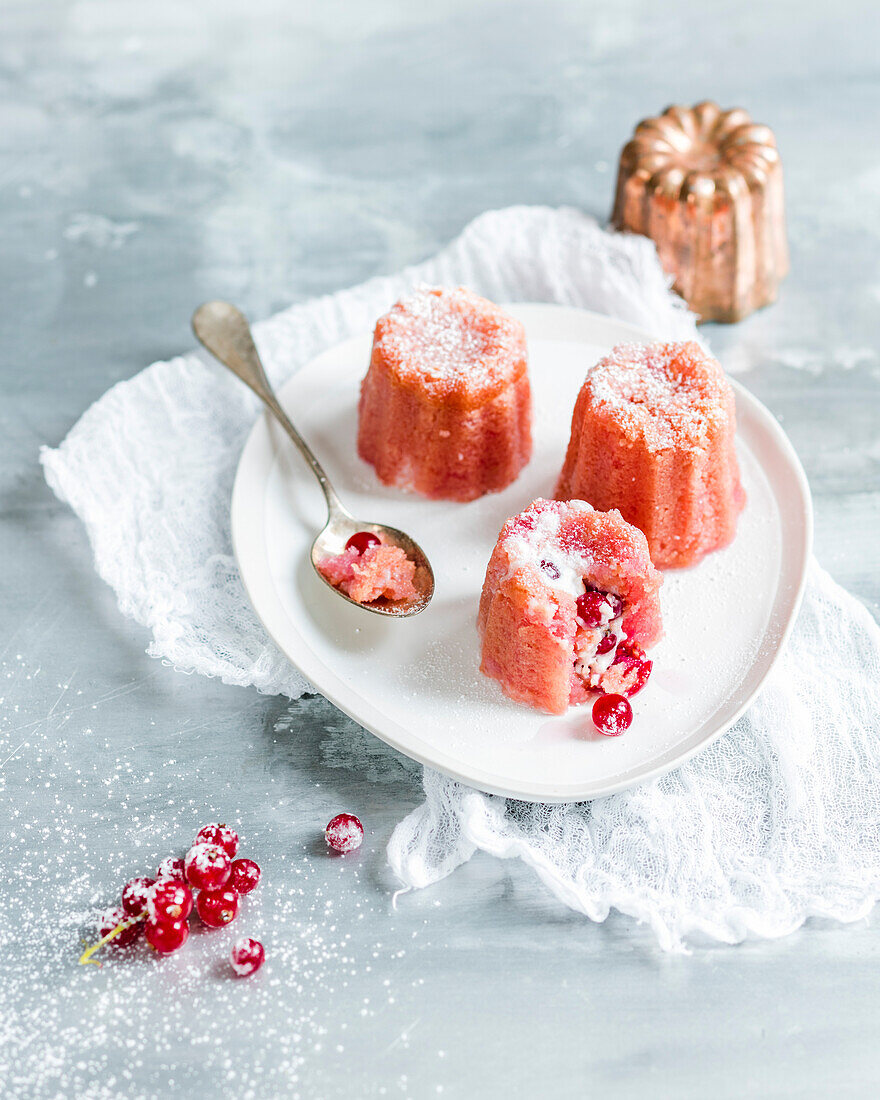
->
(2, 1), (879, 1097)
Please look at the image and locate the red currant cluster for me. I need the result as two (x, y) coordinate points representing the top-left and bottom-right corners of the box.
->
(81, 822), (264, 977)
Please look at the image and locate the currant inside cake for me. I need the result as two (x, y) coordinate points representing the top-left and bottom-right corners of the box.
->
(478, 499), (662, 715)
(317, 532), (424, 606)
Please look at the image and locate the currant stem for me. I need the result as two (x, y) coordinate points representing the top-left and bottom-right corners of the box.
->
(79, 917), (140, 967)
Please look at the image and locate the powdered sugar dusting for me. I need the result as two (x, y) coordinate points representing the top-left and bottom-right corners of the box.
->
(0, 645), (429, 1098)
(587, 341), (730, 449)
(372, 285), (526, 395)
(502, 498), (597, 598)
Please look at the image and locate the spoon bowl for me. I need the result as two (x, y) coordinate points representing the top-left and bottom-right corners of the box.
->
(310, 512), (434, 617)
(192, 300), (435, 617)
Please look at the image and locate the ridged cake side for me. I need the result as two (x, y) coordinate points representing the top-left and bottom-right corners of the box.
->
(555, 342), (745, 569)
(358, 287), (532, 502)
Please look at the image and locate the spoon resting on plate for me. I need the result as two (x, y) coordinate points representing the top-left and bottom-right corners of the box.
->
(192, 301), (435, 617)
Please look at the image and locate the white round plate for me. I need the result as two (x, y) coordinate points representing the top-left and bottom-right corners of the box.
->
(232, 304), (812, 802)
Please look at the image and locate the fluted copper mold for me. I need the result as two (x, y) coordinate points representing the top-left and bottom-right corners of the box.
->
(611, 102), (789, 323)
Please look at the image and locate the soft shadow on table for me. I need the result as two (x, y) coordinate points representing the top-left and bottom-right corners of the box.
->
(260, 690), (699, 962)
(259, 689), (424, 892)
(262, 687), (863, 959)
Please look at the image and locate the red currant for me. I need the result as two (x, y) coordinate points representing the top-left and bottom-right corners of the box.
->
(325, 813), (364, 853)
(230, 937), (265, 977)
(197, 886), (240, 928)
(613, 643), (653, 697)
(345, 531), (380, 555)
(540, 559), (560, 580)
(184, 843), (232, 890)
(145, 917), (190, 954)
(229, 858), (261, 895)
(147, 880), (193, 924)
(596, 632), (617, 655)
(121, 876), (156, 918)
(576, 588), (607, 627)
(156, 856), (186, 883)
(592, 693), (633, 736)
(98, 906), (141, 947)
(194, 823), (239, 859)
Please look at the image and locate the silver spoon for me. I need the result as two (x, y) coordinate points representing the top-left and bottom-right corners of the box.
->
(192, 301), (434, 617)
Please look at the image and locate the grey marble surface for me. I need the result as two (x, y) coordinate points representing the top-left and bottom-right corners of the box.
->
(2, 1), (880, 1097)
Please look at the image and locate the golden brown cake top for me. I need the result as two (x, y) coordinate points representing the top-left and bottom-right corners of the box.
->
(585, 341), (735, 451)
(370, 286), (527, 403)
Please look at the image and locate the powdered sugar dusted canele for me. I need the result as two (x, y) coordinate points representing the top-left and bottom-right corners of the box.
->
(357, 286), (532, 502)
(555, 341), (745, 569)
(478, 499), (662, 715)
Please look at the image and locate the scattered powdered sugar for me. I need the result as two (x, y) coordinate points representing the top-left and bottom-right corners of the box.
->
(373, 285), (525, 393)
(587, 341), (729, 449)
(0, 648), (429, 1098)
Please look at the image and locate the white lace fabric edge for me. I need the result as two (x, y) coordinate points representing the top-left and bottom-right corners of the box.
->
(389, 561), (880, 950)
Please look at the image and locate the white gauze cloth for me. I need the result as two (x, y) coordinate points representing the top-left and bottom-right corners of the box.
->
(42, 206), (880, 950)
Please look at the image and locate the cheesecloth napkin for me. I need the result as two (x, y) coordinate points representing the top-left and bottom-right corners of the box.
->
(41, 206), (880, 950)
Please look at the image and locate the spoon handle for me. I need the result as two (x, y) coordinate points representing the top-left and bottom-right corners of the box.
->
(192, 301), (346, 516)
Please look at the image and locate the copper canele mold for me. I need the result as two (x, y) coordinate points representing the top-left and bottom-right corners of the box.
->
(611, 101), (789, 323)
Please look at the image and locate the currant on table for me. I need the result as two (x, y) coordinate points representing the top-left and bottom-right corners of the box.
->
(197, 886), (240, 928)
(156, 856), (186, 883)
(148, 880), (194, 923)
(229, 858), (261, 895)
(194, 822), (239, 859)
(79, 821), (263, 971)
(184, 842), (232, 891)
(325, 812), (364, 853)
(230, 937), (265, 977)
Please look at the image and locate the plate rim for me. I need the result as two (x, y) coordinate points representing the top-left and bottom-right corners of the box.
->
(231, 302), (814, 802)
